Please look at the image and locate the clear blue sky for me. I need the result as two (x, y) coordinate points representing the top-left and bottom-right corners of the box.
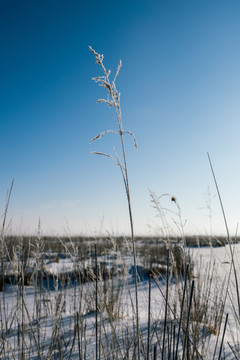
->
(1, 0), (240, 236)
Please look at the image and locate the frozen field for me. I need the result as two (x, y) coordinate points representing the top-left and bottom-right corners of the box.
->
(0, 241), (239, 359)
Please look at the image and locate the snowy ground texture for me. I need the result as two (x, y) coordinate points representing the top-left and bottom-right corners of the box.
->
(0, 241), (239, 359)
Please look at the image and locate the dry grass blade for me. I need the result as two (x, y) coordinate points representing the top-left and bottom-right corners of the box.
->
(89, 46), (105, 67)
(228, 342), (240, 360)
(90, 151), (113, 159)
(90, 130), (119, 143)
(113, 60), (122, 83)
(218, 313), (228, 360)
(123, 131), (138, 149)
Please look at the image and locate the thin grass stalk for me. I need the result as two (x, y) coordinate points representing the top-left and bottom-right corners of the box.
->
(111, 108), (141, 360)
(175, 264), (189, 360)
(154, 321), (163, 358)
(2, 337), (17, 360)
(77, 311), (82, 360)
(95, 244), (98, 360)
(21, 244), (25, 360)
(84, 319), (87, 360)
(172, 324), (176, 360)
(207, 153), (240, 316)
(154, 343), (157, 360)
(208, 153), (240, 358)
(162, 249), (170, 359)
(0, 302), (6, 360)
(89, 47), (140, 359)
(101, 303), (123, 358)
(99, 310), (102, 360)
(187, 337), (190, 360)
(182, 280), (194, 360)
(67, 318), (77, 360)
(147, 275), (152, 360)
(169, 323), (173, 360)
(36, 302), (40, 352)
(170, 323), (173, 360)
(100, 323), (108, 360)
(227, 341), (240, 360)
(218, 313), (229, 360)
(119, 130), (140, 360)
(154, 271), (204, 360)
(167, 325), (171, 359)
(0, 306), (5, 358)
(212, 277), (231, 359)
(22, 296), (42, 360)
(0, 180), (14, 358)
(58, 336), (63, 360)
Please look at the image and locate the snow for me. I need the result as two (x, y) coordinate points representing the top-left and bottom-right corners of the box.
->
(0, 243), (239, 358)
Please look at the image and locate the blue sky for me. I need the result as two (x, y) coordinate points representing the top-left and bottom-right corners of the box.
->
(1, 0), (240, 235)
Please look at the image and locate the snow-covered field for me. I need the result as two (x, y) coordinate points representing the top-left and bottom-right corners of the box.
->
(0, 242), (239, 359)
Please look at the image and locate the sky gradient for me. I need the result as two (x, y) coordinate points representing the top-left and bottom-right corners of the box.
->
(1, 0), (240, 236)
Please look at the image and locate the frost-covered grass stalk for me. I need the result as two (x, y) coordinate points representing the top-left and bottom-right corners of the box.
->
(89, 46), (140, 359)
